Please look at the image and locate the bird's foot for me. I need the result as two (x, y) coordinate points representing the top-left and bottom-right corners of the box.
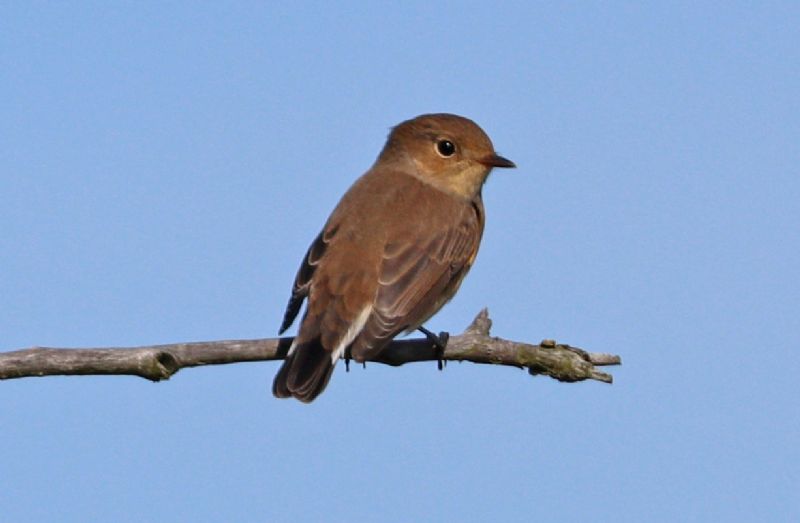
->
(344, 356), (366, 372)
(418, 326), (449, 371)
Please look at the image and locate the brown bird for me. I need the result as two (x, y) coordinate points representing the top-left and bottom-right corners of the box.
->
(273, 113), (515, 402)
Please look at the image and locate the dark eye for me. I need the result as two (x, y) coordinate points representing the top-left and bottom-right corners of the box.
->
(436, 139), (456, 157)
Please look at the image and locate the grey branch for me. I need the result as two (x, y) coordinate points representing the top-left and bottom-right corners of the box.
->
(0, 309), (621, 384)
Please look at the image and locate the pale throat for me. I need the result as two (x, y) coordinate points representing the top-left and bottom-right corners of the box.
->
(413, 159), (489, 200)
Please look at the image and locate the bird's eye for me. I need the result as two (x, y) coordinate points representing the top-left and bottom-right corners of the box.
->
(436, 140), (456, 157)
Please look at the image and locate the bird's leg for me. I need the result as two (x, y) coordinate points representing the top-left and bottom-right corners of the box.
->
(417, 326), (449, 370)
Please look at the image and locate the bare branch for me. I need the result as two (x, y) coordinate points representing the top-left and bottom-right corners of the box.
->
(0, 309), (620, 384)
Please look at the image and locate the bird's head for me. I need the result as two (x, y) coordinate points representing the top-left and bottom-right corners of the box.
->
(377, 113), (515, 199)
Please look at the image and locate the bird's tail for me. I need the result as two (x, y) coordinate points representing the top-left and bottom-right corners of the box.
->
(272, 337), (336, 403)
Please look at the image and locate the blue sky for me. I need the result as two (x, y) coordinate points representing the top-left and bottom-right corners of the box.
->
(2, 2), (799, 521)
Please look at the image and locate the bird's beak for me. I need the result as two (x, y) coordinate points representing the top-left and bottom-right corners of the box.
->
(479, 153), (516, 169)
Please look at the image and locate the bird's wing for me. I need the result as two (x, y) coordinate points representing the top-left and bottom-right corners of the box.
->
(278, 224), (337, 334)
(349, 202), (483, 360)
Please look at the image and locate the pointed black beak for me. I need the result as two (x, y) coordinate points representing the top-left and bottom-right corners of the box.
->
(480, 153), (516, 169)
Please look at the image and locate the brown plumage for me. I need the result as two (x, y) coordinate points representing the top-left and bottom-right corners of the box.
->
(273, 113), (515, 402)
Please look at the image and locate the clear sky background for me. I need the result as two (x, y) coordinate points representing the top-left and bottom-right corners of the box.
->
(2, 3), (798, 522)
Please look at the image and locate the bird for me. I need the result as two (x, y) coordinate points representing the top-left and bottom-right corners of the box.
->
(273, 113), (515, 402)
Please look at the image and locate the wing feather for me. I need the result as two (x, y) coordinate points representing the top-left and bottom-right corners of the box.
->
(279, 224), (337, 334)
(349, 203), (483, 360)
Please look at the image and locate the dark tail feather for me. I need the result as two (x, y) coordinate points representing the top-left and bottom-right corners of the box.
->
(272, 338), (336, 403)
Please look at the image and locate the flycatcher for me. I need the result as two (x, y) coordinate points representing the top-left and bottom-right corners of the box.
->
(273, 113), (515, 402)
